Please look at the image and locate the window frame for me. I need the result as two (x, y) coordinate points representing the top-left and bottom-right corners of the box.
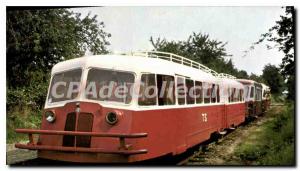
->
(47, 67), (83, 105)
(228, 87), (231, 103)
(195, 81), (203, 104)
(203, 82), (211, 104)
(255, 87), (262, 101)
(157, 74), (176, 106)
(84, 67), (137, 105)
(138, 74), (223, 107)
(176, 76), (186, 105)
(211, 84), (217, 103)
(138, 73), (158, 106)
(250, 86), (255, 98)
(185, 78), (195, 105)
(216, 84), (220, 103)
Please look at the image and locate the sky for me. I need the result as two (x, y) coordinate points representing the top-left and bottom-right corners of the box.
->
(72, 6), (286, 75)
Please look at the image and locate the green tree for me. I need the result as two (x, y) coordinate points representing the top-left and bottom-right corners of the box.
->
(6, 8), (111, 141)
(7, 8), (111, 88)
(6, 8), (111, 109)
(244, 7), (294, 99)
(151, 32), (230, 68)
(150, 32), (249, 79)
(236, 70), (249, 79)
(249, 73), (264, 83)
(262, 64), (284, 94)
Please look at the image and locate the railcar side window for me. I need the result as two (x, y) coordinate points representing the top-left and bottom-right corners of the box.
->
(211, 84), (217, 103)
(195, 81), (203, 104)
(234, 88), (239, 102)
(48, 69), (82, 103)
(138, 74), (157, 106)
(176, 77), (186, 105)
(242, 89), (245, 101)
(255, 88), (262, 101)
(250, 86), (254, 98)
(237, 88), (240, 102)
(230, 88), (235, 102)
(157, 75), (175, 106)
(239, 89), (243, 101)
(203, 82), (211, 103)
(238, 89), (240, 102)
(86, 68), (135, 104)
(228, 88), (231, 102)
(186, 79), (195, 104)
(244, 86), (249, 99)
(242, 89), (244, 101)
(217, 85), (220, 103)
(259, 89), (262, 100)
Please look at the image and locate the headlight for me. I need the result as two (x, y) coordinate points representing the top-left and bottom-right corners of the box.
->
(45, 111), (56, 123)
(106, 112), (118, 125)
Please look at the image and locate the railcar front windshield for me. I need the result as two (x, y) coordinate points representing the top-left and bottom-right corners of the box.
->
(85, 68), (135, 104)
(48, 68), (82, 103)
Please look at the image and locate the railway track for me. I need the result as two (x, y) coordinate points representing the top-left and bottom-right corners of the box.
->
(176, 145), (208, 165)
(176, 135), (228, 165)
(176, 115), (269, 166)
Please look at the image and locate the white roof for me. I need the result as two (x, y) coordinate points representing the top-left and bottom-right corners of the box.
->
(52, 54), (218, 82)
(236, 79), (256, 85)
(220, 78), (244, 89)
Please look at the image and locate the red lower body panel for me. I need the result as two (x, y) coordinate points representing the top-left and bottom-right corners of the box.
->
(129, 103), (245, 162)
(225, 103), (245, 127)
(15, 102), (246, 163)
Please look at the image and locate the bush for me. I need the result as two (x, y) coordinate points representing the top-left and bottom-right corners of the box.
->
(6, 70), (49, 143)
(7, 70), (49, 111)
(235, 143), (267, 161)
(259, 142), (295, 165)
(7, 106), (42, 143)
(271, 94), (285, 103)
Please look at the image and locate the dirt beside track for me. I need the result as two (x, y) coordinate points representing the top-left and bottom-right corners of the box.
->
(6, 144), (37, 165)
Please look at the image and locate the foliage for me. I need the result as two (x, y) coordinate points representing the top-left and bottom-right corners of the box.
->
(243, 7), (295, 100)
(262, 64), (284, 94)
(235, 103), (295, 165)
(6, 8), (111, 142)
(286, 75), (295, 99)
(150, 32), (249, 78)
(271, 94), (285, 104)
(7, 70), (50, 111)
(7, 106), (42, 143)
(7, 8), (111, 88)
(265, 7), (294, 81)
(236, 70), (249, 79)
(249, 73), (264, 83)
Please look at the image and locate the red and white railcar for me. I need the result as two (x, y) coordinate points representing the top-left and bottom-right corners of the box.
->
(236, 79), (263, 117)
(15, 51), (245, 163)
(218, 74), (245, 129)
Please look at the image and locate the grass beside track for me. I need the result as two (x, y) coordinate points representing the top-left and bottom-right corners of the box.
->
(234, 102), (295, 165)
(7, 106), (42, 144)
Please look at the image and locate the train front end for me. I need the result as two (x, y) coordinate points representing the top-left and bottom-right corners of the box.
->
(14, 57), (148, 163)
